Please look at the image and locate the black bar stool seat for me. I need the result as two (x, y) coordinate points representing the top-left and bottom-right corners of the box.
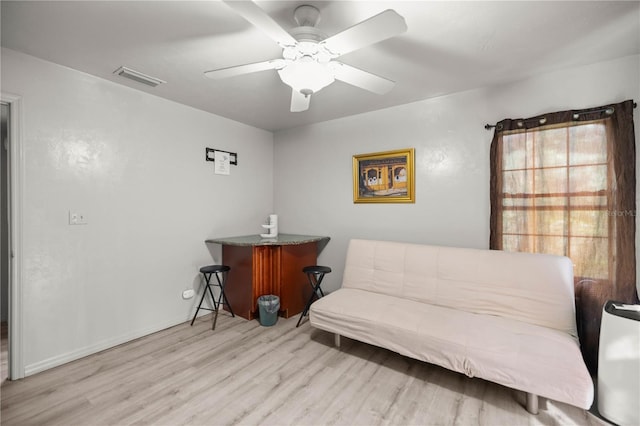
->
(190, 264), (234, 330)
(297, 265), (331, 327)
(200, 265), (229, 275)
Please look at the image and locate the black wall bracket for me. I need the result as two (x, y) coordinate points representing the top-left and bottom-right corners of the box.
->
(206, 148), (237, 165)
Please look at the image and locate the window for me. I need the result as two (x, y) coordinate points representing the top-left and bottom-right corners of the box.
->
(498, 121), (610, 280)
(489, 100), (637, 373)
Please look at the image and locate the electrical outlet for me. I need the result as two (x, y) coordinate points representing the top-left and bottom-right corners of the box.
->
(182, 289), (195, 299)
(69, 211), (88, 225)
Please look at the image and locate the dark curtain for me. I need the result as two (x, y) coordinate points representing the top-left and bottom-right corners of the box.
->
(490, 99), (637, 374)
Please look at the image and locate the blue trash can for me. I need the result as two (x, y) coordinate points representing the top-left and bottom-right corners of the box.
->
(257, 295), (280, 326)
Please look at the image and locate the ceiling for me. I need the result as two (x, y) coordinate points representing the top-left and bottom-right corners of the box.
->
(2, 1), (639, 132)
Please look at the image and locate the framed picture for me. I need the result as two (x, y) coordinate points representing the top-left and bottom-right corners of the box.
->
(353, 148), (415, 203)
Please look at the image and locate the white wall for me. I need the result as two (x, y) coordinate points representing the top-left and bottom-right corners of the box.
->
(274, 55), (640, 295)
(1, 48), (274, 374)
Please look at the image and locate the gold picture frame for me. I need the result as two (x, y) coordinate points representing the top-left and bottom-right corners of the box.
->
(353, 148), (415, 203)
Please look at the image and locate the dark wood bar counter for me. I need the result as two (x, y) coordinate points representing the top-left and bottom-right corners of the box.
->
(205, 234), (330, 320)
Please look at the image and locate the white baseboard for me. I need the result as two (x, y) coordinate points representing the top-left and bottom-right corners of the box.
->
(24, 313), (192, 377)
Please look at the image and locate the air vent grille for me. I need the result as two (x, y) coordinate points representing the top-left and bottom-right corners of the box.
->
(113, 66), (166, 87)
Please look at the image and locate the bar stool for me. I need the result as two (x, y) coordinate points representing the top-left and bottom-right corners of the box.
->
(190, 265), (235, 330)
(297, 265), (331, 327)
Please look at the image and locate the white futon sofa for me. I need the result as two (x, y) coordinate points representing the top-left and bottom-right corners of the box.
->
(309, 239), (594, 413)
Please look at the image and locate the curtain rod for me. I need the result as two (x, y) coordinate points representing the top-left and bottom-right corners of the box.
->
(484, 101), (637, 130)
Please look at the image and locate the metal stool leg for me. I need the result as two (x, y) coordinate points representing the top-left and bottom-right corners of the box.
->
(206, 273), (220, 330)
(216, 271), (235, 318)
(212, 302), (219, 330)
(211, 270), (233, 330)
(296, 272), (326, 327)
(206, 274), (218, 310)
(191, 272), (215, 326)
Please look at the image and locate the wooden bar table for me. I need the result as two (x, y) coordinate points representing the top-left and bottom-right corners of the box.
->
(205, 234), (330, 320)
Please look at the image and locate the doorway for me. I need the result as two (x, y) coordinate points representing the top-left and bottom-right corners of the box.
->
(1, 102), (9, 381)
(1, 92), (23, 381)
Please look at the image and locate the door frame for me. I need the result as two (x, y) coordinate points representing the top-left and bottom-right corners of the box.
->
(2, 92), (24, 380)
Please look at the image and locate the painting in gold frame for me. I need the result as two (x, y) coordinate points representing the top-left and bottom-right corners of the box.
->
(353, 148), (415, 203)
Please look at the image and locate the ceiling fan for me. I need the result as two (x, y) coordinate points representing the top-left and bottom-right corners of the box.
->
(205, 1), (408, 112)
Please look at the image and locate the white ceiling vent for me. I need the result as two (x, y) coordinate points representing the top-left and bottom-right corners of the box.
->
(113, 66), (166, 87)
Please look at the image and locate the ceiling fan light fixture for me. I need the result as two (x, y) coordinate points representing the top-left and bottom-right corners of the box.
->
(277, 56), (334, 94)
(213, 1), (408, 112)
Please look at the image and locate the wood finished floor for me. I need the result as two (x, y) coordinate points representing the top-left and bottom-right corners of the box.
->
(0, 314), (606, 426)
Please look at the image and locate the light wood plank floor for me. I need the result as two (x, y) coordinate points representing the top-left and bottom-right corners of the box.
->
(1, 314), (606, 426)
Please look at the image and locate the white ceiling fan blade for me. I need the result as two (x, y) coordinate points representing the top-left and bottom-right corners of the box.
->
(204, 59), (283, 79)
(332, 62), (395, 94)
(291, 89), (310, 112)
(224, 0), (297, 47)
(320, 9), (407, 57)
